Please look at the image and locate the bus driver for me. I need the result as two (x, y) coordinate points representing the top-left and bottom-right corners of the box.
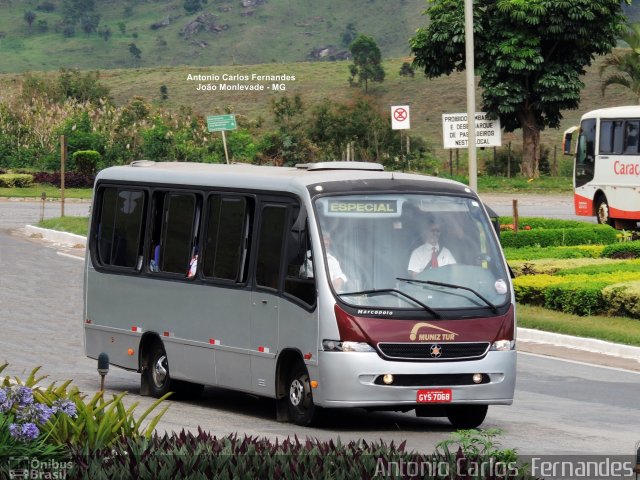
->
(408, 215), (456, 277)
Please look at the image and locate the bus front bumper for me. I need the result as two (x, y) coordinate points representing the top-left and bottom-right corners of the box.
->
(313, 350), (516, 408)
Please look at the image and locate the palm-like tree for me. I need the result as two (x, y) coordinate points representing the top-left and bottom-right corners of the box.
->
(600, 23), (640, 103)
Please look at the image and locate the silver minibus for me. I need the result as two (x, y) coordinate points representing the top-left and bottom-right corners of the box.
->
(83, 161), (516, 428)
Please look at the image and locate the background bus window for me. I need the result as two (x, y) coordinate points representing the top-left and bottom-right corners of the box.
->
(158, 193), (198, 275)
(95, 187), (146, 269)
(624, 120), (639, 155)
(255, 205), (287, 290)
(599, 120), (624, 154)
(202, 196), (250, 282)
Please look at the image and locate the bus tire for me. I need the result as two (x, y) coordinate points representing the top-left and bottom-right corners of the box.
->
(596, 197), (614, 227)
(287, 362), (316, 426)
(446, 404), (488, 429)
(144, 342), (171, 398)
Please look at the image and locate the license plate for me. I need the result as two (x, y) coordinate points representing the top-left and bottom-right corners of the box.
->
(417, 389), (452, 403)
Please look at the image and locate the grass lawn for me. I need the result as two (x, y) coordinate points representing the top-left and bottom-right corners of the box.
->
(38, 216), (89, 236)
(518, 304), (640, 347)
(0, 185), (93, 199)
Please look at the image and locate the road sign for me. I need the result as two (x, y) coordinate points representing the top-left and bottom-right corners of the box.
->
(391, 105), (410, 130)
(207, 114), (237, 132)
(442, 112), (501, 149)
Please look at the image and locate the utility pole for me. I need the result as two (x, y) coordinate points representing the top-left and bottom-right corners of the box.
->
(464, 0), (477, 191)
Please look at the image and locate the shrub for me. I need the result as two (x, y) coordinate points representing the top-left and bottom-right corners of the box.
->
(499, 217), (589, 230)
(32, 172), (94, 188)
(500, 225), (618, 249)
(602, 281), (640, 319)
(72, 150), (100, 176)
(0, 173), (34, 187)
(601, 241), (640, 259)
(544, 282), (608, 316)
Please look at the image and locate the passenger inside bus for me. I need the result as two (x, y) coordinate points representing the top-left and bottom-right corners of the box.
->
(300, 231), (347, 291)
(407, 215), (456, 277)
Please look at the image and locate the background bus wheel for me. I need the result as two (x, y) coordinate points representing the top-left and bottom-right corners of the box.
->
(144, 343), (171, 398)
(287, 362), (316, 426)
(446, 405), (488, 429)
(596, 197), (614, 226)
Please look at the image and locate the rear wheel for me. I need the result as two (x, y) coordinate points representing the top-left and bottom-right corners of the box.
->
(596, 196), (614, 226)
(287, 362), (316, 426)
(143, 342), (171, 398)
(446, 405), (488, 429)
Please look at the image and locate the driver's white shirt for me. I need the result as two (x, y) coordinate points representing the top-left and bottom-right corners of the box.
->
(408, 242), (456, 274)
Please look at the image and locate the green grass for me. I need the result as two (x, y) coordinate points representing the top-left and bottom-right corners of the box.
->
(0, 185), (93, 199)
(518, 304), (640, 347)
(37, 216), (89, 236)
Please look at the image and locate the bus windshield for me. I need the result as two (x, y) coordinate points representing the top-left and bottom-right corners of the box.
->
(314, 193), (509, 311)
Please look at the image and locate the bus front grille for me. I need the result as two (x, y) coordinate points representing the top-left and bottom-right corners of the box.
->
(377, 342), (490, 361)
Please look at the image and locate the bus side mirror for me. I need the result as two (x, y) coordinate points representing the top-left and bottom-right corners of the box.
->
(563, 126), (579, 155)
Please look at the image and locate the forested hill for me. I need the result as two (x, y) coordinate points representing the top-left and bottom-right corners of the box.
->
(0, 0), (427, 73)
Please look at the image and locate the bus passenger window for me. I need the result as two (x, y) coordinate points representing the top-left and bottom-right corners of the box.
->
(202, 196), (250, 282)
(95, 187), (146, 270)
(155, 193), (199, 275)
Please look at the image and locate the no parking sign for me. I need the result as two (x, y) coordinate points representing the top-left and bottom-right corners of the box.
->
(391, 105), (410, 130)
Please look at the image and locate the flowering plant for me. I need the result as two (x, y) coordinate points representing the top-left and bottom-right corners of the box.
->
(0, 385), (77, 442)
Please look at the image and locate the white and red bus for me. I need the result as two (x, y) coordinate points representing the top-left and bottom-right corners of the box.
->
(564, 106), (640, 228)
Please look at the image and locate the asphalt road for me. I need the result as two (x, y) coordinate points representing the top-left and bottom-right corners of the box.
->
(1, 197), (637, 458)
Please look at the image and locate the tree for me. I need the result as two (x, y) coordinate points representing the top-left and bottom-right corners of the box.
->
(600, 23), (640, 103)
(410, 0), (630, 178)
(342, 22), (357, 47)
(348, 35), (385, 92)
(24, 10), (36, 29)
(128, 43), (142, 60)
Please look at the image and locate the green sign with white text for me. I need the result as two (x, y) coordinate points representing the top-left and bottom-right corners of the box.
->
(207, 114), (237, 132)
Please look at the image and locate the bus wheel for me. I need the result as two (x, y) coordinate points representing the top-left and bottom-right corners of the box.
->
(446, 405), (488, 429)
(287, 362), (316, 426)
(596, 197), (614, 226)
(144, 343), (171, 398)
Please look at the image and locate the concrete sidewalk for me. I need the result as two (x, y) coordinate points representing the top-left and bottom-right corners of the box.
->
(23, 224), (640, 371)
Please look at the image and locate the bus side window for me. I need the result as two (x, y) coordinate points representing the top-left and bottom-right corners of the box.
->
(202, 195), (252, 282)
(152, 192), (200, 275)
(285, 215), (316, 307)
(95, 187), (146, 270)
(624, 120), (639, 155)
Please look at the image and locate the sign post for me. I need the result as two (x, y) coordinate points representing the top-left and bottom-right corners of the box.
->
(207, 114), (237, 164)
(391, 105), (410, 162)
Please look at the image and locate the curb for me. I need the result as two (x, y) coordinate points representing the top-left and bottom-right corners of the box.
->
(24, 225), (86, 247)
(518, 327), (640, 362)
(22, 226), (640, 362)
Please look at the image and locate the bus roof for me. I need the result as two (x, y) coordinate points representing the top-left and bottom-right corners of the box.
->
(94, 161), (474, 196)
(581, 106), (640, 120)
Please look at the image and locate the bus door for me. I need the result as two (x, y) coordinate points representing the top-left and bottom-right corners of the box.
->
(250, 201), (290, 392)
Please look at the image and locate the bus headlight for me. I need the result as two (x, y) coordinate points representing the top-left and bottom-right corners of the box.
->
(322, 340), (375, 352)
(491, 340), (515, 351)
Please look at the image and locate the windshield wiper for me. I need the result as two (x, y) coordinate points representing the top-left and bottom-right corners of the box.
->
(339, 288), (440, 318)
(396, 278), (498, 313)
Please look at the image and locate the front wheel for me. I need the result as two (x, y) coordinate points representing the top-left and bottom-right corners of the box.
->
(287, 362), (316, 426)
(596, 197), (614, 226)
(447, 404), (488, 429)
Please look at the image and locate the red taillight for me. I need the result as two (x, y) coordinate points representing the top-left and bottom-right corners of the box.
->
(334, 304), (369, 342)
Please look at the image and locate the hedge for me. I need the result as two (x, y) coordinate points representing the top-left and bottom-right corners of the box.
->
(32, 172), (94, 188)
(514, 271), (640, 316)
(500, 225), (618, 248)
(0, 173), (34, 187)
(509, 258), (624, 276)
(499, 216), (588, 230)
(601, 241), (640, 259)
(503, 244), (604, 261)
